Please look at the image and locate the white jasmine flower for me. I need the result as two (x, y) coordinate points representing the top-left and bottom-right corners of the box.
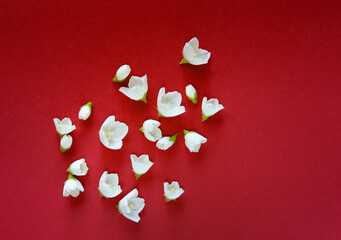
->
(180, 37), (211, 65)
(78, 102), (92, 120)
(130, 154), (153, 180)
(139, 119), (162, 142)
(98, 171), (122, 198)
(185, 84), (197, 104)
(164, 181), (184, 202)
(202, 97), (224, 121)
(67, 158), (88, 176)
(99, 116), (129, 150)
(156, 134), (177, 150)
(118, 189), (145, 223)
(183, 130), (207, 153)
(119, 75), (148, 103)
(113, 64), (131, 82)
(53, 117), (76, 136)
(157, 87), (185, 117)
(60, 135), (72, 152)
(63, 174), (84, 198)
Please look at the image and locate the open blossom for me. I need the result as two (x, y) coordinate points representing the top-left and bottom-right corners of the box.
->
(119, 75), (148, 103)
(164, 181), (184, 202)
(98, 171), (122, 198)
(113, 64), (131, 82)
(60, 135), (72, 152)
(156, 134), (177, 150)
(78, 102), (92, 120)
(53, 117), (76, 135)
(184, 130), (207, 153)
(99, 116), (128, 150)
(157, 87), (185, 117)
(130, 154), (153, 179)
(68, 158), (88, 176)
(185, 84), (197, 104)
(63, 174), (84, 197)
(140, 119), (162, 142)
(118, 189), (145, 223)
(202, 97), (224, 121)
(180, 37), (211, 65)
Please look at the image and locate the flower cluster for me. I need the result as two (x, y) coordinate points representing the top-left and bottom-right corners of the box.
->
(55, 37), (223, 223)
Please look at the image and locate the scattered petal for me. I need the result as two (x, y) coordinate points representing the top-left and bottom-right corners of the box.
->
(53, 117), (76, 136)
(118, 189), (145, 223)
(99, 116), (129, 150)
(130, 154), (153, 179)
(68, 158), (88, 176)
(202, 97), (224, 121)
(185, 84), (198, 104)
(79, 102), (92, 120)
(119, 75), (148, 102)
(180, 37), (211, 65)
(157, 87), (185, 117)
(63, 174), (84, 198)
(60, 135), (72, 152)
(164, 181), (184, 201)
(113, 64), (131, 82)
(98, 171), (122, 198)
(183, 129), (207, 152)
(156, 134), (177, 150)
(141, 119), (162, 142)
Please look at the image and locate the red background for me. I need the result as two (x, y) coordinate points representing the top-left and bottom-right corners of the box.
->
(0, 0), (340, 239)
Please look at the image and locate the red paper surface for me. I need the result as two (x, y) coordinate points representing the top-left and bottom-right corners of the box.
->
(0, 1), (340, 239)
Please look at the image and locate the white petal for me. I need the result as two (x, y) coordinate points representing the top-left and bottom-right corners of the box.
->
(60, 135), (72, 150)
(79, 106), (91, 120)
(188, 37), (199, 50)
(128, 197), (145, 214)
(122, 212), (140, 223)
(190, 50), (211, 65)
(143, 119), (162, 142)
(157, 88), (186, 117)
(131, 154), (153, 175)
(156, 137), (173, 150)
(164, 181), (184, 200)
(98, 171), (122, 198)
(185, 84), (197, 99)
(202, 97), (224, 116)
(69, 158), (88, 176)
(99, 116), (128, 150)
(119, 75), (148, 101)
(184, 132), (207, 153)
(116, 64), (131, 81)
(182, 43), (195, 61)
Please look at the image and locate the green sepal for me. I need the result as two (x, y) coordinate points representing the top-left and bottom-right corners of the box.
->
(113, 75), (127, 82)
(169, 134), (178, 142)
(202, 112), (210, 122)
(135, 173), (143, 180)
(158, 110), (166, 117)
(99, 189), (104, 197)
(183, 130), (195, 136)
(188, 92), (198, 104)
(140, 93), (147, 103)
(66, 167), (70, 173)
(58, 132), (65, 138)
(82, 102), (92, 108)
(67, 173), (77, 181)
(179, 58), (189, 64)
(165, 196), (175, 202)
(116, 203), (122, 215)
(61, 145), (70, 153)
(139, 127), (144, 132)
